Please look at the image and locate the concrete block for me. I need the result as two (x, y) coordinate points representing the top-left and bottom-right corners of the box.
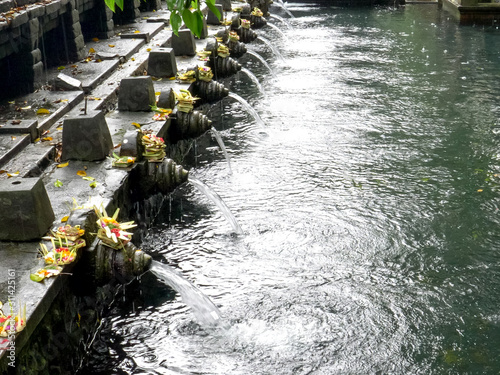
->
(0, 177), (55, 241)
(118, 76), (155, 112)
(45, 1), (60, 16)
(207, 4), (223, 25)
(216, 0), (231, 11)
(29, 18), (39, 34)
(33, 61), (44, 87)
(55, 72), (83, 91)
(171, 29), (196, 56)
(199, 16), (208, 39)
(31, 48), (42, 64)
(119, 130), (141, 158)
(72, 22), (82, 37)
(61, 110), (113, 161)
(157, 88), (175, 109)
(11, 12), (29, 29)
(70, 9), (80, 23)
(0, 119), (38, 141)
(74, 34), (85, 50)
(147, 48), (177, 77)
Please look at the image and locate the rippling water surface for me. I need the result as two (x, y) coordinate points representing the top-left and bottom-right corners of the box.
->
(84, 4), (500, 374)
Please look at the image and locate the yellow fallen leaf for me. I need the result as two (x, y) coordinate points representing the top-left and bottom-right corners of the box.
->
(61, 216), (69, 223)
(131, 122), (141, 129)
(77, 170), (87, 176)
(8, 101), (15, 104)
(21, 106), (31, 110)
(108, 44), (115, 48)
(7, 171), (19, 178)
(57, 161), (69, 168)
(11, 136), (16, 141)
(146, 48), (152, 52)
(37, 108), (50, 115)
(131, 57), (136, 61)
(57, 66), (65, 70)
(56, 127), (63, 131)
(155, 92), (161, 96)
(477, 189), (483, 192)
(34, 138), (40, 143)
(134, 30), (140, 34)
(41, 137), (53, 142)
(92, 38), (99, 42)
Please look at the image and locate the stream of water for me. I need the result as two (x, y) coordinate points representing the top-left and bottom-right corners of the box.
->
(83, 3), (500, 374)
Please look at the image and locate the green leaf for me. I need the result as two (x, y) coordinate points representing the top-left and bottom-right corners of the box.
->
(89, 181), (97, 188)
(182, 8), (200, 38)
(54, 179), (63, 188)
(170, 11), (182, 36)
(30, 273), (44, 282)
(115, 0), (124, 11)
(104, 0), (115, 12)
(206, 0), (221, 20)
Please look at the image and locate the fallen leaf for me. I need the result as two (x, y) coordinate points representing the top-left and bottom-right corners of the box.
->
(477, 189), (483, 192)
(155, 92), (161, 96)
(132, 122), (141, 129)
(71, 65), (78, 68)
(92, 38), (99, 42)
(76, 170), (87, 176)
(82, 176), (95, 181)
(11, 136), (16, 141)
(134, 30), (140, 34)
(34, 137), (40, 143)
(37, 108), (50, 115)
(56, 127), (63, 131)
(114, 143), (122, 149)
(169, 77), (176, 80)
(131, 57), (136, 61)
(7, 171), (20, 178)
(146, 48), (151, 52)
(57, 66), (65, 70)
(54, 179), (63, 187)
(108, 44), (115, 47)
(21, 106), (31, 110)
(0, 170), (6, 174)
(61, 216), (69, 223)
(57, 161), (69, 168)
(89, 181), (97, 188)
(11, 120), (21, 125)
(41, 137), (53, 141)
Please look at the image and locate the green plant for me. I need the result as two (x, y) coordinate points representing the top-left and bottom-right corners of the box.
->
(104, 0), (221, 38)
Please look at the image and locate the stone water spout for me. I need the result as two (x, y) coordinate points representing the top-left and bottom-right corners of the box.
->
(94, 242), (152, 285)
(188, 66), (230, 105)
(231, 15), (258, 43)
(205, 38), (242, 78)
(170, 110), (212, 142)
(215, 29), (247, 58)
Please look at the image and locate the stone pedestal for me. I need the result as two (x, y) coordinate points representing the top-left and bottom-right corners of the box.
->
(118, 76), (155, 111)
(0, 177), (55, 241)
(207, 4), (223, 25)
(61, 111), (113, 161)
(147, 48), (177, 77)
(171, 29), (197, 56)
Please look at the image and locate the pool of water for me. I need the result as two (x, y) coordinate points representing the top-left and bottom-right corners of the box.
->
(81, 3), (500, 374)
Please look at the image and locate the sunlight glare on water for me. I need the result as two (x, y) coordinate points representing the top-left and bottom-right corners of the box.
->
(82, 3), (500, 374)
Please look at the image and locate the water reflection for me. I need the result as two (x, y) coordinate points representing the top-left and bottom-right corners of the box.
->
(83, 4), (500, 374)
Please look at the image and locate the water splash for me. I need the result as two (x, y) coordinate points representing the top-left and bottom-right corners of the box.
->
(273, 0), (295, 18)
(266, 23), (289, 40)
(189, 176), (244, 234)
(240, 67), (265, 95)
(149, 260), (224, 327)
(246, 50), (276, 77)
(257, 36), (286, 62)
(211, 126), (233, 174)
(270, 14), (293, 29)
(226, 92), (266, 128)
